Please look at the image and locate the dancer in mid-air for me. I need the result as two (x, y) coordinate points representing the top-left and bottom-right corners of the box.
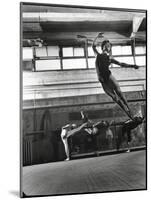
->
(92, 33), (139, 120)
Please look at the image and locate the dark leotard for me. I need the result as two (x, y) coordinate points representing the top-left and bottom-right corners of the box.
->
(95, 53), (111, 82)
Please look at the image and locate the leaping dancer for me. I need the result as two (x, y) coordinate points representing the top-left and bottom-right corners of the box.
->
(92, 33), (139, 120)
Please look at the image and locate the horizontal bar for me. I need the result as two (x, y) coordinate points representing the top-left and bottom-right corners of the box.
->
(24, 78), (146, 88)
(24, 84), (145, 92)
(23, 98), (146, 110)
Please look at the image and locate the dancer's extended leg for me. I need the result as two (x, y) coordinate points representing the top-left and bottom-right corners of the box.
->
(102, 82), (133, 119)
(107, 75), (133, 119)
(61, 129), (70, 160)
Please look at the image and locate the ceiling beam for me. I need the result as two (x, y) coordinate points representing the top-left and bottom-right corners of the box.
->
(130, 16), (144, 38)
(23, 31), (135, 46)
(23, 12), (145, 23)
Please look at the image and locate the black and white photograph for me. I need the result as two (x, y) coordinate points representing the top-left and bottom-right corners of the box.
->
(20, 2), (147, 198)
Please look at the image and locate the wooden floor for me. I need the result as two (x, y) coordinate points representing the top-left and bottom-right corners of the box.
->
(22, 150), (146, 197)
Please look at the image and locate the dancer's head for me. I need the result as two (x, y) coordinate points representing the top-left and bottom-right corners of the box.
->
(71, 124), (77, 129)
(133, 116), (143, 124)
(101, 40), (112, 53)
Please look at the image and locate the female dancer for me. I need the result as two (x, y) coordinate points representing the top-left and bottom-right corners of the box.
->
(92, 33), (139, 120)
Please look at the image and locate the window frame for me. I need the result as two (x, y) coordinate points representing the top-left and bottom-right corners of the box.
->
(22, 43), (146, 72)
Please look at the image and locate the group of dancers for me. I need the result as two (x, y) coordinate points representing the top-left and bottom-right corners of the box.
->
(61, 33), (144, 160)
(61, 111), (143, 160)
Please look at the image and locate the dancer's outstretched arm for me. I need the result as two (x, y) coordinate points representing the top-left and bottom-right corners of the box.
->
(110, 58), (139, 69)
(92, 33), (104, 55)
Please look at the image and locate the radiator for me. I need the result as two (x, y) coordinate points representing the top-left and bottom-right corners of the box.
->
(23, 139), (32, 166)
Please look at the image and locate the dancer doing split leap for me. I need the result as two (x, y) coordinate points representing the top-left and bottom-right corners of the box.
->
(92, 33), (139, 120)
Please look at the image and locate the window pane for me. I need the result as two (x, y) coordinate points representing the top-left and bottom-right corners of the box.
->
(47, 46), (59, 57)
(112, 45), (131, 55)
(112, 46), (122, 55)
(112, 56), (134, 67)
(36, 60), (61, 70)
(121, 56), (134, 64)
(63, 58), (86, 69)
(136, 56), (146, 66)
(135, 46), (146, 55)
(88, 58), (95, 68)
(88, 46), (95, 56)
(121, 45), (131, 55)
(63, 47), (73, 57)
(23, 47), (33, 60)
(74, 47), (84, 56)
(35, 47), (47, 57)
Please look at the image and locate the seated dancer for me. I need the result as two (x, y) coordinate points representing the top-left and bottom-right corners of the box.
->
(61, 122), (88, 161)
(92, 33), (139, 120)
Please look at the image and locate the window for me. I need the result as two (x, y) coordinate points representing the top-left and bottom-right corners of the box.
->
(47, 46), (59, 57)
(23, 47), (33, 60)
(88, 58), (95, 68)
(63, 47), (73, 57)
(63, 58), (86, 69)
(135, 46), (146, 55)
(62, 47), (84, 57)
(36, 60), (61, 71)
(88, 46), (95, 56)
(135, 56), (146, 66)
(25, 44), (145, 71)
(74, 47), (84, 57)
(35, 46), (60, 57)
(112, 56), (134, 67)
(112, 45), (121, 55)
(35, 47), (47, 57)
(121, 45), (131, 55)
(112, 45), (131, 55)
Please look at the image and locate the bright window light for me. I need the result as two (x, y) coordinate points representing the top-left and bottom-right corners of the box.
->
(88, 46), (95, 56)
(88, 58), (95, 68)
(63, 47), (73, 57)
(23, 48), (33, 60)
(135, 46), (146, 54)
(112, 56), (134, 67)
(63, 58), (86, 69)
(47, 46), (59, 57)
(35, 47), (47, 57)
(136, 56), (146, 66)
(73, 47), (84, 56)
(36, 60), (61, 70)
